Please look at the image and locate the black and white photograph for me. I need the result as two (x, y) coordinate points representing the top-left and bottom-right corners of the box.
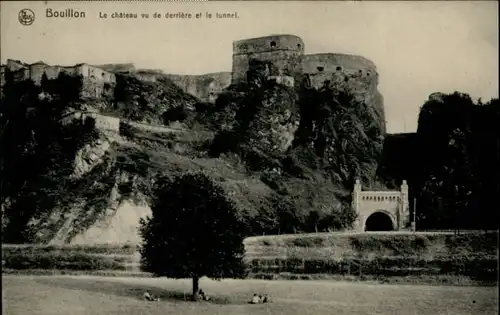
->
(1, 1), (498, 314)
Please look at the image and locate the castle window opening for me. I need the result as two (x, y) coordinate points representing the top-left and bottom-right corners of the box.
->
(336, 66), (342, 71)
(270, 41), (277, 48)
(317, 66), (324, 72)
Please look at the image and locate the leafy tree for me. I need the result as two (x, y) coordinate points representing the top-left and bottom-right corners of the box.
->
(138, 172), (247, 301)
(404, 92), (499, 230)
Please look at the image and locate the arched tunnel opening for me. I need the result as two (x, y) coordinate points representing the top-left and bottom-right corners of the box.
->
(365, 212), (394, 231)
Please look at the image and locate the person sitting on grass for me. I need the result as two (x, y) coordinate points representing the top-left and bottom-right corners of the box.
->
(143, 291), (153, 301)
(249, 293), (261, 304)
(143, 291), (160, 302)
(199, 289), (210, 301)
(262, 294), (270, 303)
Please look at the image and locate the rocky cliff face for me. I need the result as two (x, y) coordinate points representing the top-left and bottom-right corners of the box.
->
(1, 52), (387, 244)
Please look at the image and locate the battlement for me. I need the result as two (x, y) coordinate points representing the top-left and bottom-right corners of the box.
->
(231, 35), (380, 90)
(299, 53), (378, 90)
(233, 34), (304, 56)
(231, 34), (304, 85)
(301, 53), (377, 74)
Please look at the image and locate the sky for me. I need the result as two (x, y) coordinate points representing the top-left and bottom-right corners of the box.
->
(1, 1), (498, 133)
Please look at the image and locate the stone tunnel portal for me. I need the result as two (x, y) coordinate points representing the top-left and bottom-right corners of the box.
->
(364, 211), (395, 231)
(352, 179), (410, 232)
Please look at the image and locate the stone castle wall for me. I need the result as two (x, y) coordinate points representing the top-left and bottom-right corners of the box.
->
(61, 111), (120, 135)
(298, 52), (385, 133)
(2, 34), (383, 113)
(2, 59), (116, 99)
(6, 59), (26, 72)
(84, 112), (121, 134)
(164, 72), (232, 103)
(62, 110), (181, 136)
(232, 34), (304, 85)
(128, 70), (231, 103)
(134, 71), (161, 83)
(300, 53), (378, 90)
(229, 35), (383, 122)
(79, 64), (117, 98)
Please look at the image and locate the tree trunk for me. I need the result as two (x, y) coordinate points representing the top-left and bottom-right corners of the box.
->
(192, 276), (200, 301)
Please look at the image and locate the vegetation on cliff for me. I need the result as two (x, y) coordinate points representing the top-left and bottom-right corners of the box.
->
(0, 69), (203, 243)
(0, 57), (390, 243)
(377, 92), (499, 230)
(194, 59), (386, 233)
(110, 73), (199, 124)
(4, 55), (495, 244)
(1, 73), (98, 242)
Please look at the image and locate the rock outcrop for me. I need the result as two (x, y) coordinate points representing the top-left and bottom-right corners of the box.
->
(1, 34), (388, 245)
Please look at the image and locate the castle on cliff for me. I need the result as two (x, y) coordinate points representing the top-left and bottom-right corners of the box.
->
(232, 34), (378, 89)
(0, 59), (116, 99)
(0, 34), (380, 104)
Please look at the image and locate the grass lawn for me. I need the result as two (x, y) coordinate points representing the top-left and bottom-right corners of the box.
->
(2, 275), (498, 315)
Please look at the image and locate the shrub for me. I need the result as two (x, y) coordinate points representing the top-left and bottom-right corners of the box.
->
(3, 252), (127, 271)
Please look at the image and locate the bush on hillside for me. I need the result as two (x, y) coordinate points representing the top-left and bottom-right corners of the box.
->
(112, 73), (198, 124)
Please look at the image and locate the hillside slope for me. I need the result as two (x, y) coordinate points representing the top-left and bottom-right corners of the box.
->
(1, 58), (387, 244)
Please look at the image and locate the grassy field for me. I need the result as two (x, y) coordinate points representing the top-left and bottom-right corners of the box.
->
(2, 275), (498, 315)
(2, 231), (498, 285)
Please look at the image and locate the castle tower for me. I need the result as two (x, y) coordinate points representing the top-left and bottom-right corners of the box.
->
(231, 34), (304, 85)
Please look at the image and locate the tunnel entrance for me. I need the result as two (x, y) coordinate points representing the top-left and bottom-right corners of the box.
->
(365, 212), (394, 231)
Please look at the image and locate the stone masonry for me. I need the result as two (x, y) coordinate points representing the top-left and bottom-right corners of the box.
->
(2, 59), (116, 99)
(351, 179), (410, 232)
